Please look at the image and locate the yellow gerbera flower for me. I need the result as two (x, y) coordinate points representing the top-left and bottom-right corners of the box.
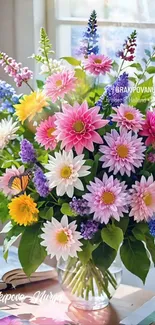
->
(8, 194), (39, 226)
(14, 91), (48, 123)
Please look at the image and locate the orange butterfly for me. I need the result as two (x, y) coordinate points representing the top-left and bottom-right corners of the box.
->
(8, 170), (32, 195)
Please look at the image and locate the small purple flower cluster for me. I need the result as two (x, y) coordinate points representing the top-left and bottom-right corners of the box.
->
(20, 139), (36, 163)
(0, 52), (33, 87)
(81, 220), (99, 240)
(116, 30), (137, 62)
(106, 72), (129, 107)
(69, 197), (90, 216)
(33, 167), (49, 197)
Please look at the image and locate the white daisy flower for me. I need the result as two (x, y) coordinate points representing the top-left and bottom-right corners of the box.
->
(45, 150), (90, 197)
(0, 118), (19, 150)
(41, 215), (83, 261)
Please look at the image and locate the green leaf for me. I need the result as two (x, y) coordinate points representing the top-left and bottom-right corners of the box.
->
(112, 61), (119, 72)
(36, 79), (44, 89)
(92, 242), (117, 272)
(150, 57), (155, 62)
(61, 203), (76, 217)
(132, 227), (146, 241)
(114, 217), (129, 234)
(75, 69), (86, 79)
(18, 223), (47, 276)
(120, 239), (150, 283)
(130, 63), (143, 71)
(146, 66), (155, 74)
(129, 77), (137, 84)
(78, 241), (94, 264)
(40, 207), (53, 220)
(0, 192), (10, 223)
(128, 77), (153, 112)
(61, 57), (81, 66)
(101, 224), (123, 251)
(142, 58), (147, 64)
(145, 49), (151, 57)
(145, 234), (155, 265)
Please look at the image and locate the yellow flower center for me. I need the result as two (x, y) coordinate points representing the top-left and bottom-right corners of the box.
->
(47, 127), (55, 138)
(94, 58), (102, 64)
(20, 204), (31, 213)
(124, 112), (134, 120)
(60, 166), (72, 179)
(56, 230), (69, 244)
(116, 144), (129, 158)
(102, 191), (115, 205)
(56, 80), (62, 87)
(143, 192), (152, 206)
(73, 120), (85, 133)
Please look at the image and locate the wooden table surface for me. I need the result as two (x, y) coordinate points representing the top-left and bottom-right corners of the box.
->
(0, 280), (155, 324)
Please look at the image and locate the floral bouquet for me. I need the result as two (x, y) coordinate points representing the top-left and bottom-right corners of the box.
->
(1, 10), (155, 310)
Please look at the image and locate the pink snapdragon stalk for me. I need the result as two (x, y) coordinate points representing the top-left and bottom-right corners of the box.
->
(0, 52), (33, 90)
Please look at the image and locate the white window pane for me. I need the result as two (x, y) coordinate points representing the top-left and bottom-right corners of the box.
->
(56, 0), (152, 23)
(56, 25), (155, 60)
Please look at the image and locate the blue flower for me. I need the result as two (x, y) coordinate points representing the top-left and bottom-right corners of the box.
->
(106, 72), (129, 107)
(148, 219), (155, 237)
(0, 80), (19, 113)
(78, 10), (99, 57)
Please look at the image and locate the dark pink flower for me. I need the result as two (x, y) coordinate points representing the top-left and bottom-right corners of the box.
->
(140, 111), (155, 146)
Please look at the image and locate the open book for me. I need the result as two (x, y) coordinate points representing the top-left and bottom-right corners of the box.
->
(0, 246), (57, 290)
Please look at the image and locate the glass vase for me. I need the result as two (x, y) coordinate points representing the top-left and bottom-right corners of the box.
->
(57, 254), (122, 311)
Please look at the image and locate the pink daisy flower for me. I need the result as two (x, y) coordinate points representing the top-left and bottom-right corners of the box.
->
(45, 70), (76, 102)
(140, 110), (155, 146)
(54, 101), (108, 154)
(83, 54), (112, 76)
(129, 175), (155, 222)
(111, 104), (144, 133)
(83, 173), (129, 224)
(35, 116), (57, 150)
(100, 129), (146, 176)
(0, 165), (25, 197)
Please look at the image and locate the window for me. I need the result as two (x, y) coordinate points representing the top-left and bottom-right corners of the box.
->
(47, 0), (155, 62)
